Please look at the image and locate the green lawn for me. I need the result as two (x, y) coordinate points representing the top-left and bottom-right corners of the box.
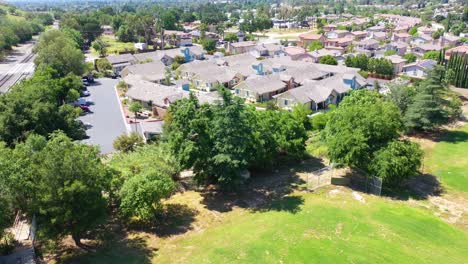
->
(92, 36), (139, 56)
(426, 124), (468, 192)
(153, 190), (468, 264)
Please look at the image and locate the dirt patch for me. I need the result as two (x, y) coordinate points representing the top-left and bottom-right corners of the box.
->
(429, 195), (468, 230)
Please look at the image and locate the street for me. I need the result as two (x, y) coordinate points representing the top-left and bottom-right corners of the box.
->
(78, 78), (129, 154)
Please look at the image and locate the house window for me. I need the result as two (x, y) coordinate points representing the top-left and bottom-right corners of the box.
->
(284, 99), (288, 106)
(246, 91), (249, 97)
(235, 89), (240, 94)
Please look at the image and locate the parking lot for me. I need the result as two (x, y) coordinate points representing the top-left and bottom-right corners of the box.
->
(78, 78), (129, 154)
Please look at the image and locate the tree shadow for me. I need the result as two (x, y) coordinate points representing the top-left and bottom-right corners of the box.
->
(200, 157), (325, 214)
(390, 174), (443, 201)
(52, 225), (154, 264)
(341, 169), (442, 201)
(436, 129), (468, 143)
(128, 203), (198, 238)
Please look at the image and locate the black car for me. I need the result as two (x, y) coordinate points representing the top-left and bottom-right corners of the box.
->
(110, 72), (118, 79)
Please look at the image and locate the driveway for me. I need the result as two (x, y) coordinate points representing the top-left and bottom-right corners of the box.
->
(79, 78), (129, 154)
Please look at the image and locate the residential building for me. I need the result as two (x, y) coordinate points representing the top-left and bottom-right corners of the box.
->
(412, 43), (442, 57)
(326, 30), (349, 39)
(356, 39), (380, 50)
(233, 75), (287, 102)
(177, 60), (238, 91)
(385, 42), (408, 56)
(227, 41), (257, 54)
(385, 55), (407, 74)
(250, 43), (285, 58)
(308, 49), (343, 63)
(323, 24), (337, 32)
(298, 33), (325, 49)
(163, 30), (193, 47)
(417, 26), (435, 36)
(284, 46), (311, 61)
(101, 25), (113, 37)
(393, 32), (411, 43)
(325, 37), (353, 49)
(346, 31), (368, 40)
(274, 73), (365, 111)
(445, 45), (468, 59)
(440, 34), (461, 47)
(402, 59), (437, 79)
(106, 53), (137, 73)
(120, 61), (167, 84)
(411, 34), (433, 45)
(371, 31), (388, 41)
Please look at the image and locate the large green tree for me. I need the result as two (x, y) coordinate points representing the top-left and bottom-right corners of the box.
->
(34, 30), (85, 76)
(324, 90), (402, 170)
(370, 140), (423, 187)
(404, 66), (461, 131)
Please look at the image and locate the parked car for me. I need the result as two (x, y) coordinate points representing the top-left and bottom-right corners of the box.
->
(81, 90), (90, 97)
(79, 104), (91, 112)
(75, 97), (87, 106)
(110, 72), (118, 79)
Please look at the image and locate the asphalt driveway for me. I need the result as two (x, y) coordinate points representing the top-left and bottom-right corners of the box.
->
(78, 78), (129, 154)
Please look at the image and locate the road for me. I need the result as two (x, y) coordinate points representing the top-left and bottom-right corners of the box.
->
(78, 78), (129, 154)
(0, 38), (36, 93)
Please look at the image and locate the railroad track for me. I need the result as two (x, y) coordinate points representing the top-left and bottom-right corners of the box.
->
(0, 52), (36, 93)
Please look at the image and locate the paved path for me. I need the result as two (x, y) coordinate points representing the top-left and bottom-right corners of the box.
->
(78, 78), (129, 154)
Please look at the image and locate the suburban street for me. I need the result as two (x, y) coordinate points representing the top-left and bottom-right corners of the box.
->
(78, 78), (129, 154)
(0, 38), (36, 93)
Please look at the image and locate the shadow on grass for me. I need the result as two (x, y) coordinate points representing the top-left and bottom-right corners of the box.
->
(343, 168), (442, 201)
(55, 230), (154, 264)
(436, 129), (468, 143)
(128, 203), (198, 238)
(200, 156), (325, 214)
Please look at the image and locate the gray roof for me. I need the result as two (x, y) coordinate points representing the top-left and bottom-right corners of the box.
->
(106, 53), (136, 65)
(140, 121), (164, 134)
(125, 79), (189, 107)
(121, 61), (167, 82)
(179, 60), (236, 83)
(235, 75), (286, 95)
(276, 73), (362, 104)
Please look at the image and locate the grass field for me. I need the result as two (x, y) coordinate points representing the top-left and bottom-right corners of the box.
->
(60, 187), (468, 264)
(151, 190), (468, 264)
(425, 124), (468, 192)
(92, 36), (139, 56)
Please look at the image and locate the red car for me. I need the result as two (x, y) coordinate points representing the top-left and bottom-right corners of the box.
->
(79, 104), (91, 112)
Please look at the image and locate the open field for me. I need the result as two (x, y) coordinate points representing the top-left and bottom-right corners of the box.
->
(57, 187), (468, 264)
(424, 124), (468, 192)
(92, 36), (141, 56)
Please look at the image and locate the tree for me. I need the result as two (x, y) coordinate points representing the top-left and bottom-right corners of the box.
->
(423, 50), (440, 60)
(308, 40), (323, 51)
(345, 54), (369, 71)
(113, 132), (144, 152)
(129, 102), (143, 121)
(370, 140), (422, 187)
(109, 144), (178, 221)
(408, 27), (418, 36)
(24, 132), (108, 247)
(386, 83), (415, 115)
(324, 90), (402, 170)
(92, 38), (109, 57)
(319, 55), (338, 65)
(34, 30), (85, 76)
(431, 29), (443, 40)
(404, 66), (461, 131)
(224, 32), (238, 42)
(61, 27), (84, 49)
(95, 58), (112, 72)
(174, 55), (185, 65)
(384, 49), (397, 56)
(119, 171), (174, 221)
(0, 68), (85, 146)
(160, 10), (177, 30)
(202, 38), (217, 54)
(403, 53), (417, 63)
(368, 57), (394, 76)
